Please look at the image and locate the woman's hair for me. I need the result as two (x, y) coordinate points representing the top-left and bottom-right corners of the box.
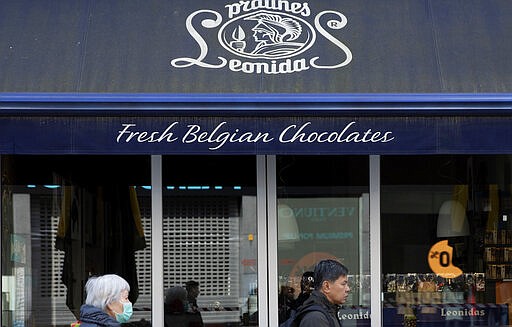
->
(313, 259), (349, 290)
(85, 274), (130, 310)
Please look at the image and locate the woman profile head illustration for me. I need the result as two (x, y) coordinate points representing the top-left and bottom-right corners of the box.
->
(245, 12), (304, 57)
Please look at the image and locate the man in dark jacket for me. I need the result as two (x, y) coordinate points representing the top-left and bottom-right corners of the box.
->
(298, 260), (350, 327)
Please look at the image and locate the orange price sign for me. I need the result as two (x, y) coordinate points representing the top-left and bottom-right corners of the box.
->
(427, 240), (463, 278)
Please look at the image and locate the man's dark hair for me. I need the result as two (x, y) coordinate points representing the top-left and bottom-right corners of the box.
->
(185, 280), (199, 288)
(313, 259), (349, 290)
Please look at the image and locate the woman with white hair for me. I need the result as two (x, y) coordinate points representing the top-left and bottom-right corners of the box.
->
(77, 274), (133, 327)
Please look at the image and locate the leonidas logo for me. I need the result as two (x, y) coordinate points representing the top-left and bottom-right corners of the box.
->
(170, 0), (352, 74)
(428, 240), (463, 278)
(220, 11), (314, 59)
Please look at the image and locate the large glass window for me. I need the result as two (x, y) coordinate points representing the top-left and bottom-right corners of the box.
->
(382, 155), (512, 326)
(162, 156), (258, 327)
(276, 156), (370, 326)
(1, 155), (151, 327)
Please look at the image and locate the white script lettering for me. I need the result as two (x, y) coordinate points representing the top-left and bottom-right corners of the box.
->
(117, 123), (179, 143)
(182, 122), (274, 150)
(279, 121), (395, 144)
(229, 58), (309, 74)
(225, 0), (310, 18)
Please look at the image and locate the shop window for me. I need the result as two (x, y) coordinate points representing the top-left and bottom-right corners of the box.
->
(1, 155), (151, 327)
(162, 156), (258, 327)
(381, 155), (512, 326)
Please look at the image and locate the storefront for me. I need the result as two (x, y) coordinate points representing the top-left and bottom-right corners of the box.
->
(1, 1), (512, 327)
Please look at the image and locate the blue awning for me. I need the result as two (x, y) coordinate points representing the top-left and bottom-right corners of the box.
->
(1, 1), (512, 93)
(2, 0), (512, 154)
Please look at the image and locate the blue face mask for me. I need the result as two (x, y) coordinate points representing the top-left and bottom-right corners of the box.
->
(114, 302), (133, 323)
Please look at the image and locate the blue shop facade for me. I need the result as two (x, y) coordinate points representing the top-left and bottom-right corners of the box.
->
(1, 1), (512, 327)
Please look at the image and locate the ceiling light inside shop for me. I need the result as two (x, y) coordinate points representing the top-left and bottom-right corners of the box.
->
(436, 200), (470, 237)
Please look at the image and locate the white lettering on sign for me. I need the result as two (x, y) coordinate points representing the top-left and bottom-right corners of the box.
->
(339, 310), (370, 320)
(441, 307), (486, 317)
(224, 0), (311, 19)
(116, 121), (395, 151)
(170, 1), (352, 74)
(279, 122), (395, 144)
(181, 122), (273, 150)
(117, 123), (179, 143)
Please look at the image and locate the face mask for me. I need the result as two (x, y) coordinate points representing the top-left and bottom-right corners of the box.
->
(114, 302), (133, 323)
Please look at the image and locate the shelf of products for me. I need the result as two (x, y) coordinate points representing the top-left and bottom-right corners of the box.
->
(383, 273), (485, 306)
(382, 273), (509, 326)
(484, 230), (512, 280)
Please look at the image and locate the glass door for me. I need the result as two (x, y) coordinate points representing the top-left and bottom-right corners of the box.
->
(274, 156), (371, 327)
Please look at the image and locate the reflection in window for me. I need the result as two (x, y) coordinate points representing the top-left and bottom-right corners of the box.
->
(276, 156), (370, 325)
(162, 156), (258, 326)
(381, 155), (512, 326)
(1, 155), (151, 326)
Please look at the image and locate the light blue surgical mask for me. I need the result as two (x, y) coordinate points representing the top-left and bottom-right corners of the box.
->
(114, 302), (133, 323)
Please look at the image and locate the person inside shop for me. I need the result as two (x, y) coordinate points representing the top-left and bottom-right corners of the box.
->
(278, 285), (296, 323)
(184, 281), (204, 326)
(185, 281), (200, 312)
(75, 274), (133, 327)
(164, 286), (203, 327)
(297, 259), (350, 327)
(292, 271), (315, 310)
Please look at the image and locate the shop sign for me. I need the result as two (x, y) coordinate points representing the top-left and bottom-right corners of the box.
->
(383, 305), (509, 326)
(428, 240), (463, 278)
(170, 0), (352, 74)
(116, 121), (394, 151)
(339, 307), (370, 326)
(3, 115), (512, 154)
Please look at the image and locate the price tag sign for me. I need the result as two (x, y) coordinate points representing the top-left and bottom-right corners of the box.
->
(428, 240), (463, 278)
